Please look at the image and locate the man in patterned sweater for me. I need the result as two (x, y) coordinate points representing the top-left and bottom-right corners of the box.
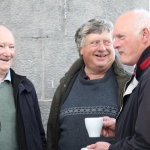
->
(47, 18), (130, 150)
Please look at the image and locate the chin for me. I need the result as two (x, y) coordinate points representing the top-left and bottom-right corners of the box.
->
(2, 67), (10, 72)
(120, 57), (126, 64)
(121, 61), (132, 66)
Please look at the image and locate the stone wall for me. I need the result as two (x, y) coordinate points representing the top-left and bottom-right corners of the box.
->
(0, 0), (148, 130)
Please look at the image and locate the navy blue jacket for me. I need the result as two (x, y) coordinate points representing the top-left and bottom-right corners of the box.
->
(11, 69), (46, 150)
(109, 46), (150, 149)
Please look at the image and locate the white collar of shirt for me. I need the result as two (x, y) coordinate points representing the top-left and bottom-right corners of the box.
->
(123, 75), (138, 97)
(0, 70), (11, 84)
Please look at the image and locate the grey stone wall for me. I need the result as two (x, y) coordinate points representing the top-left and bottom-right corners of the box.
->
(0, 0), (149, 131)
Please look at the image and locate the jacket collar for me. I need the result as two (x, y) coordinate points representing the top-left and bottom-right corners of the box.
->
(10, 69), (26, 105)
(135, 46), (150, 80)
(10, 69), (28, 150)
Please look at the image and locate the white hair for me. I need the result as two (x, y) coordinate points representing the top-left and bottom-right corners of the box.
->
(133, 9), (150, 36)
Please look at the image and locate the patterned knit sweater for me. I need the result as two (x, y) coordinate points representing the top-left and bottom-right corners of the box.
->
(59, 67), (119, 150)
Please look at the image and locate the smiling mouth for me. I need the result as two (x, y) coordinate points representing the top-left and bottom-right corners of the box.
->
(0, 59), (10, 62)
(95, 54), (107, 57)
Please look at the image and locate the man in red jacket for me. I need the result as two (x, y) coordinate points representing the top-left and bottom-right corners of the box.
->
(87, 9), (150, 150)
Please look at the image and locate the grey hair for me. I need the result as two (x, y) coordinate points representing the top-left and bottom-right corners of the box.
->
(75, 18), (113, 53)
(132, 9), (150, 36)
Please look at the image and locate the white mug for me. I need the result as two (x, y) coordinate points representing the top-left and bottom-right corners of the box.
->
(85, 117), (103, 137)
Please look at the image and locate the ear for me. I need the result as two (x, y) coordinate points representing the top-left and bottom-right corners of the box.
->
(80, 48), (84, 56)
(141, 28), (149, 43)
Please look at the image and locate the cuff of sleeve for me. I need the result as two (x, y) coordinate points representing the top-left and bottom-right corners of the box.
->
(107, 144), (111, 150)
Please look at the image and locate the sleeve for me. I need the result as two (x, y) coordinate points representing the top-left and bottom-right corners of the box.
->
(47, 58), (83, 149)
(47, 82), (63, 150)
(47, 101), (57, 150)
(32, 84), (47, 150)
(109, 73), (150, 150)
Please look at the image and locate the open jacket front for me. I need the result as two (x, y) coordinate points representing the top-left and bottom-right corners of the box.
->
(11, 69), (46, 150)
(109, 46), (150, 149)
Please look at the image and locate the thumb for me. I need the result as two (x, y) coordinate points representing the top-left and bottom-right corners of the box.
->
(87, 144), (96, 149)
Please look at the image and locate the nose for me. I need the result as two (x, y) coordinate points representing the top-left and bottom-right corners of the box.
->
(97, 42), (106, 51)
(113, 39), (120, 49)
(3, 46), (11, 56)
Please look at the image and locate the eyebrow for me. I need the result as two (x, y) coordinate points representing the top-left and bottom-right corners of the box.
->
(114, 34), (125, 38)
(0, 43), (15, 45)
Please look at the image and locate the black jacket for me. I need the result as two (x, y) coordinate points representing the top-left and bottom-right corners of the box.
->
(109, 46), (150, 149)
(11, 69), (46, 150)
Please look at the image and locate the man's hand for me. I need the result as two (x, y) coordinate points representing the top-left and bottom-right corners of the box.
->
(101, 116), (116, 138)
(87, 142), (110, 150)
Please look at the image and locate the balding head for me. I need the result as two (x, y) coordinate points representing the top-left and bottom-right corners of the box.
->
(0, 25), (14, 41)
(0, 25), (13, 32)
(113, 9), (150, 66)
(115, 9), (150, 37)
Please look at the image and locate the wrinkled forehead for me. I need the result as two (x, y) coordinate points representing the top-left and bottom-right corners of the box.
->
(85, 31), (113, 41)
(113, 16), (134, 37)
(113, 20), (124, 36)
